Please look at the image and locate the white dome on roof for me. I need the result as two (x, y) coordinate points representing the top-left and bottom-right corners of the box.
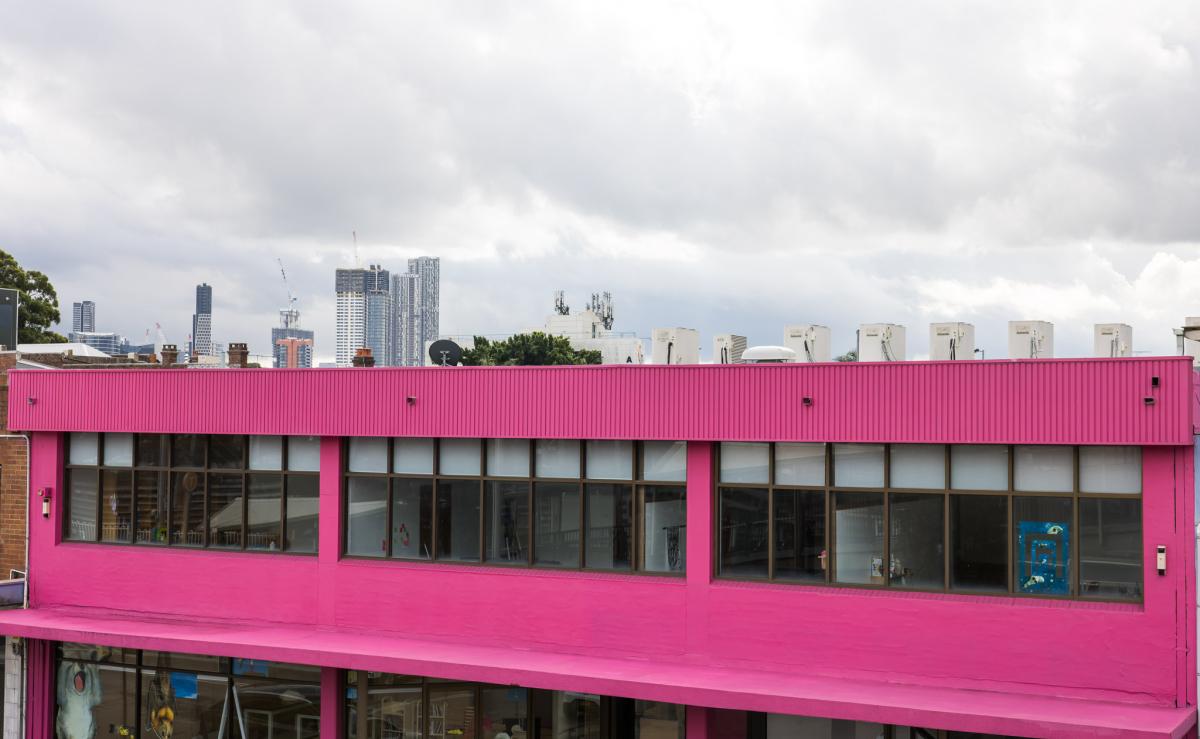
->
(741, 345), (798, 363)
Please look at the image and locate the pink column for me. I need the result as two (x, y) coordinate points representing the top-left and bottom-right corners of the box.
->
(321, 666), (345, 739)
(686, 705), (709, 739)
(318, 436), (343, 627)
(25, 638), (53, 738)
(685, 442), (713, 655)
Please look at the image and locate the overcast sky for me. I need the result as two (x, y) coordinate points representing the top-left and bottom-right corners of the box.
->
(2, 2), (1199, 362)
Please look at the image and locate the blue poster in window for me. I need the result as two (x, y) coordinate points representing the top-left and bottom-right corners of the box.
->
(1017, 520), (1070, 595)
(232, 659), (269, 677)
(170, 672), (198, 700)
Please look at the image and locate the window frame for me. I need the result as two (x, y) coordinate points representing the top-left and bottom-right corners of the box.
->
(342, 438), (686, 575)
(713, 443), (1143, 603)
(63, 433), (319, 555)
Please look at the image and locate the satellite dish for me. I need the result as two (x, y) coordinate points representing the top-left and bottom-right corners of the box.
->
(428, 339), (463, 366)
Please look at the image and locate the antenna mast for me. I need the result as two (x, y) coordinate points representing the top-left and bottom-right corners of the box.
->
(588, 291), (614, 330)
(554, 290), (570, 316)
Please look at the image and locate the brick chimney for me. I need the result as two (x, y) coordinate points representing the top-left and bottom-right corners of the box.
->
(228, 342), (249, 368)
(161, 344), (179, 365)
(352, 347), (375, 367)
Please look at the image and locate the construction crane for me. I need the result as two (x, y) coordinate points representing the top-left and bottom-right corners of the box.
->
(277, 258), (297, 311)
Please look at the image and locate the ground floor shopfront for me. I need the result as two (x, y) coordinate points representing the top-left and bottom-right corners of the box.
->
(43, 641), (1004, 739)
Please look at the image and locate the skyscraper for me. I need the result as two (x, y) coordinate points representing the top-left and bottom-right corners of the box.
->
(272, 309), (315, 368)
(393, 257), (439, 366)
(72, 301), (95, 333)
(409, 257), (439, 358)
(335, 265), (392, 367)
(191, 283), (213, 357)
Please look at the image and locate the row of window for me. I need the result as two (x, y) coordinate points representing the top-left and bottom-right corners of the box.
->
(717, 443), (1143, 600)
(65, 433), (320, 552)
(719, 442), (1141, 493)
(345, 437), (688, 572)
(56, 643), (685, 739)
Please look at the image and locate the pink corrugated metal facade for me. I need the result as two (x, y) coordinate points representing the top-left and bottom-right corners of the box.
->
(8, 357), (1194, 443)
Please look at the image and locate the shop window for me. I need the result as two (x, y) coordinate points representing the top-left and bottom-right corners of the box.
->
(720, 442), (769, 484)
(833, 444), (885, 488)
(485, 481), (530, 563)
(949, 495), (1007, 593)
(889, 445), (945, 489)
(393, 437), (435, 475)
(719, 488), (769, 578)
(1013, 496), (1073, 595)
(1014, 446), (1073, 492)
(487, 438), (530, 477)
(1079, 446), (1141, 494)
(773, 490), (826, 582)
(1080, 497), (1142, 598)
(585, 440), (633, 480)
(833, 492), (884, 584)
(888, 493), (944, 588)
(642, 440), (687, 482)
(536, 439), (581, 478)
(774, 443), (825, 486)
(950, 445), (1008, 491)
(440, 438), (482, 476)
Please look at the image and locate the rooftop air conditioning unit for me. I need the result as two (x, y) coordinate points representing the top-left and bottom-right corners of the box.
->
(1008, 321), (1054, 359)
(1094, 323), (1132, 358)
(929, 322), (975, 361)
(783, 324), (831, 363)
(652, 328), (700, 365)
(741, 346), (798, 364)
(857, 323), (906, 362)
(1174, 317), (1200, 367)
(713, 334), (747, 364)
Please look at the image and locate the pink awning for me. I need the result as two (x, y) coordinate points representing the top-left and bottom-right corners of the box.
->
(3, 605), (1194, 738)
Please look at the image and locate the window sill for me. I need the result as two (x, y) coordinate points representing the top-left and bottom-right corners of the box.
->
(338, 555), (687, 583)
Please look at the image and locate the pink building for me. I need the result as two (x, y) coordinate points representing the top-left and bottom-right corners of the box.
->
(2, 358), (1197, 738)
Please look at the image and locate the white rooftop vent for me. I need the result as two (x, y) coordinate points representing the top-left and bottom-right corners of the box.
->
(783, 324), (831, 363)
(651, 328), (700, 364)
(857, 323), (906, 362)
(713, 334), (747, 364)
(929, 322), (976, 361)
(1094, 323), (1132, 358)
(1008, 321), (1054, 359)
(1173, 317), (1200, 366)
(741, 345), (798, 364)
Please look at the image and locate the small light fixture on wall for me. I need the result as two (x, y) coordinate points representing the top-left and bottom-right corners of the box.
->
(406, 396), (417, 406)
(38, 487), (51, 517)
(26, 396), (35, 406)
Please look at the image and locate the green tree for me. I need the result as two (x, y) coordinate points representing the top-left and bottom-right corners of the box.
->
(834, 348), (858, 362)
(460, 332), (602, 366)
(0, 249), (66, 344)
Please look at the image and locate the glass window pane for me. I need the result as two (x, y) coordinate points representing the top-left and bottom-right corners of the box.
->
(552, 692), (602, 739)
(534, 482), (581, 567)
(1014, 496), (1073, 595)
(773, 490), (826, 582)
(349, 437), (388, 473)
(642, 485), (687, 573)
(58, 642), (138, 664)
(248, 436), (283, 470)
(950, 494), (1007, 593)
(775, 443), (826, 486)
(286, 475), (320, 553)
(358, 678), (423, 739)
(428, 686), (475, 739)
(246, 474), (283, 551)
(890, 445), (945, 489)
(833, 444), (885, 488)
(719, 442), (769, 484)
(392, 478), (433, 560)
(1080, 498), (1142, 600)
(172, 434), (206, 468)
(55, 663), (137, 738)
(485, 481), (529, 564)
(103, 433), (133, 467)
(481, 686), (529, 739)
(141, 669), (231, 739)
(134, 470), (169, 545)
(584, 483), (632, 570)
(235, 676), (322, 738)
(436, 479), (481, 561)
(209, 435), (245, 469)
(69, 432), (98, 466)
(1080, 446), (1142, 494)
(208, 473), (243, 548)
(833, 492), (884, 584)
(171, 471), (206, 546)
(719, 488), (769, 578)
(487, 438), (530, 477)
(889, 493), (944, 588)
(143, 649), (228, 673)
(643, 441), (687, 482)
(136, 434), (169, 467)
(585, 440), (633, 480)
(100, 469), (133, 543)
(635, 700), (685, 739)
(393, 437), (434, 474)
(440, 438), (482, 476)
(288, 435), (321, 472)
(66, 469), (99, 541)
(346, 477), (388, 557)
(536, 439), (581, 478)
(1014, 445), (1073, 492)
(950, 445), (1008, 490)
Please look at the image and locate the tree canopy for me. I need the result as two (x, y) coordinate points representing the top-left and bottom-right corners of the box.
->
(460, 332), (602, 366)
(834, 348), (858, 362)
(0, 249), (66, 344)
